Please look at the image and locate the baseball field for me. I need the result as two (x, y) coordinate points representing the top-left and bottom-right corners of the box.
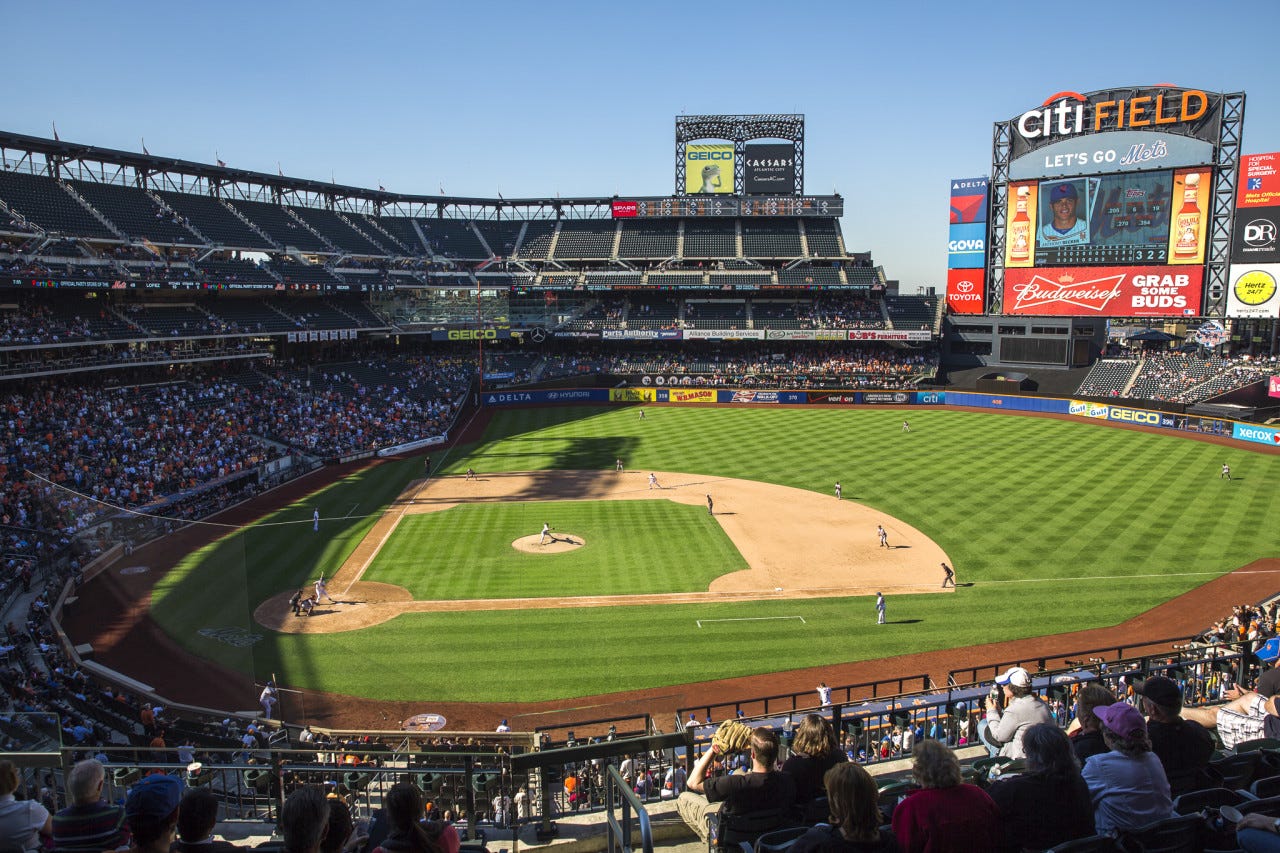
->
(143, 404), (1280, 711)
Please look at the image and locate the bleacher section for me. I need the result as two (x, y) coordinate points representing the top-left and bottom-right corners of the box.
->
(516, 221), (556, 260)
(0, 171), (118, 239)
(1076, 358), (1140, 397)
(157, 191), (275, 250)
(741, 219), (803, 258)
(420, 219), (487, 259)
(553, 220), (616, 260)
(618, 221), (679, 259)
(683, 219), (737, 258)
(803, 219), (842, 256)
(779, 265), (842, 286)
(226, 199), (331, 253)
(475, 220), (524, 257)
(684, 299), (746, 329)
(122, 303), (216, 336)
(626, 295), (681, 329)
(1129, 354), (1228, 401)
(203, 298), (296, 333)
(289, 207), (387, 255)
(272, 259), (344, 287)
(708, 272), (772, 288)
(883, 295), (937, 330)
(369, 216), (424, 253)
(69, 180), (201, 245)
(647, 271), (704, 288)
(196, 257), (279, 289)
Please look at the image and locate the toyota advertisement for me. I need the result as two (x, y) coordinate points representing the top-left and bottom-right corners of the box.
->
(946, 269), (985, 314)
(1003, 266), (1203, 317)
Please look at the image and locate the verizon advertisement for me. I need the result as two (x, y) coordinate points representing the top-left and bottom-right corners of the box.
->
(1003, 266), (1203, 317)
(947, 269), (986, 314)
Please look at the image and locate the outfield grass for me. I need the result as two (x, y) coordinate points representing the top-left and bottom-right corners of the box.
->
(365, 501), (745, 599)
(149, 405), (1280, 703)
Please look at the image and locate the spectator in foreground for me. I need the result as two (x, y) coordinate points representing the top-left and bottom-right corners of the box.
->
(987, 723), (1094, 852)
(52, 759), (131, 853)
(791, 763), (898, 853)
(281, 787), (330, 853)
(1181, 690), (1280, 750)
(172, 787), (237, 853)
(1081, 702), (1174, 836)
(980, 666), (1054, 759)
(1136, 676), (1213, 796)
(677, 726), (796, 845)
(0, 759), (52, 853)
(891, 740), (999, 853)
(782, 714), (844, 808)
(1068, 684), (1117, 765)
(370, 783), (457, 853)
(123, 774), (182, 853)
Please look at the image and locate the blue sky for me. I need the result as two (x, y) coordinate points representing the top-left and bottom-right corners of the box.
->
(4, 0), (1276, 292)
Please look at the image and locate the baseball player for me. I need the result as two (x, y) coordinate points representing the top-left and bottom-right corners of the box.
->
(639, 409), (645, 420)
(902, 420), (911, 433)
(706, 494), (714, 516)
(466, 467), (476, 480)
(260, 682), (278, 720)
(423, 456), (431, 476)
(300, 596), (316, 617)
(540, 522), (551, 545)
(615, 458), (624, 473)
(312, 508), (319, 532)
(835, 481), (842, 500)
(1221, 463), (1232, 480)
(288, 590), (302, 616)
(315, 575), (336, 604)
(817, 682), (832, 707)
(877, 525), (888, 548)
(648, 473), (659, 490)
(876, 592), (886, 625)
(942, 562), (955, 588)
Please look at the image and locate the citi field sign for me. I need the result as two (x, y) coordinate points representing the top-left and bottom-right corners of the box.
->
(1008, 86), (1224, 161)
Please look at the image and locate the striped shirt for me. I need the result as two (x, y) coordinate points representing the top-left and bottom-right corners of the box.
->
(52, 801), (131, 853)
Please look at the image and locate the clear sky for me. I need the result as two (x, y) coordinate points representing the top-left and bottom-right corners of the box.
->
(4, 0), (1276, 292)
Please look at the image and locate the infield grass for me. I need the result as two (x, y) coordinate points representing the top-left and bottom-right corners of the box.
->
(150, 405), (1280, 703)
(365, 501), (745, 599)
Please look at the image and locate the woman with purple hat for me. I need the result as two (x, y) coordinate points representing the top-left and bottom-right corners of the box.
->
(1081, 702), (1173, 836)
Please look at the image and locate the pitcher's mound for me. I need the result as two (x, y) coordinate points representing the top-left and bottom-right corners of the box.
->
(513, 534), (585, 554)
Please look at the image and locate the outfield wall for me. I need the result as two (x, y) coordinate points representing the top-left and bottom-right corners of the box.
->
(480, 388), (1280, 449)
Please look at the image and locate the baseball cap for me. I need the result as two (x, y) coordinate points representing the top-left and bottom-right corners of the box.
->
(1094, 702), (1147, 738)
(1136, 676), (1183, 707)
(995, 666), (1032, 688)
(1050, 183), (1078, 202)
(126, 774), (183, 823)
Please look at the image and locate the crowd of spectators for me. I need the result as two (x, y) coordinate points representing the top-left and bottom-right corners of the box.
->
(1078, 349), (1279, 402)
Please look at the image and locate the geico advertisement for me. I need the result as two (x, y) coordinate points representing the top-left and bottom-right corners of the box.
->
(1003, 266), (1203, 317)
(685, 144), (734, 194)
(946, 268), (985, 314)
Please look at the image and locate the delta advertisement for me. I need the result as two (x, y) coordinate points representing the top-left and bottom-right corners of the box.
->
(1239, 153), (1280, 208)
(946, 269), (986, 314)
(685, 144), (735, 194)
(744, 143), (796, 194)
(950, 178), (989, 224)
(1226, 264), (1280, 318)
(483, 389), (609, 406)
(1003, 266), (1203, 317)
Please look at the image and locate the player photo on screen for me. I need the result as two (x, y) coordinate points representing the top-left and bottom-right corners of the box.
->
(1039, 180), (1090, 247)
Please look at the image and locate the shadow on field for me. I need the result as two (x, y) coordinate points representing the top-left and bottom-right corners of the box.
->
(886, 619), (923, 625)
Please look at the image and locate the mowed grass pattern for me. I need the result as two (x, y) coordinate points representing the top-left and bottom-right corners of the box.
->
(149, 405), (1280, 703)
(365, 501), (745, 599)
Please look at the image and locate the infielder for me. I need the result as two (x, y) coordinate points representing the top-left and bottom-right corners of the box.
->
(835, 481), (842, 500)
(877, 525), (889, 548)
(876, 592), (886, 625)
(706, 494), (714, 516)
(648, 473), (659, 490)
(616, 458), (624, 473)
(942, 562), (955, 588)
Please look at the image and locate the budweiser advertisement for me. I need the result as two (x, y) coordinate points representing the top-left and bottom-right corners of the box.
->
(1003, 266), (1203, 317)
(946, 268), (985, 314)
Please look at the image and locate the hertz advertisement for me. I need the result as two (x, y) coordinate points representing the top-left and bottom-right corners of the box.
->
(686, 144), (735, 194)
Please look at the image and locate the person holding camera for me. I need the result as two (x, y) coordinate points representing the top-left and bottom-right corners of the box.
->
(979, 666), (1054, 759)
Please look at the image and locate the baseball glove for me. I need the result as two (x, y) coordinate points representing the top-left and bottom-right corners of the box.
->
(711, 719), (754, 754)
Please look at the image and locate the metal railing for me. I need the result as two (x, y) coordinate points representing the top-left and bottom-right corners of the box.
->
(605, 765), (655, 853)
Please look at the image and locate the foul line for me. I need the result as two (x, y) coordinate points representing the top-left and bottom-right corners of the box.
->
(975, 570), (1275, 585)
(697, 615), (807, 628)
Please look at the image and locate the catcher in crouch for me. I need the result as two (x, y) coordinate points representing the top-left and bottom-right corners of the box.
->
(676, 720), (796, 844)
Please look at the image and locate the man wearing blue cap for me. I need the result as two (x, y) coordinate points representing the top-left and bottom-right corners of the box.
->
(1040, 182), (1088, 246)
(125, 774), (183, 853)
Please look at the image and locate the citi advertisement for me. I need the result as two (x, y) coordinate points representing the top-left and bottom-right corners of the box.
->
(1003, 266), (1203, 317)
(1239, 154), (1280, 208)
(744, 144), (795, 194)
(948, 223), (986, 269)
(950, 177), (989, 224)
(1007, 87), (1223, 160)
(1226, 264), (1280, 318)
(685, 144), (734, 194)
(1232, 207), (1280, 263)
(1232, 423), (1280, 447)
(946, 269), (985, 314)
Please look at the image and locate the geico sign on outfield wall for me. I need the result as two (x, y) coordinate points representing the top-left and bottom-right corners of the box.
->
(1003, 267), (1203, 317)
(432, 328), (512, 341)
(1009, 88), (1222, 159)
(1105, 406), (1162, 425)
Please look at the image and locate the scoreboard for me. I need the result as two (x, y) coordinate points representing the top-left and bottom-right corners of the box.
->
(613, 195), (842, 219)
